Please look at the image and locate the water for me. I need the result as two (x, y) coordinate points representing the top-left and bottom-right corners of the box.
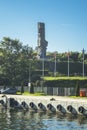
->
(0, 109), (87, 130)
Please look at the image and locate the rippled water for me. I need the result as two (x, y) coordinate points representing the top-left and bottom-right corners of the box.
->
(0, 108), (87, 130)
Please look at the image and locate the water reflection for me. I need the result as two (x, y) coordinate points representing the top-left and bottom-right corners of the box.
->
(0, 108), (87, 130)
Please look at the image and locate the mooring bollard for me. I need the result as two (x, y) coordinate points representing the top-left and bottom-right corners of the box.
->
(29, 102), (37, 110)
(47, 103), (56, 112)
(38, 103), (46, 111)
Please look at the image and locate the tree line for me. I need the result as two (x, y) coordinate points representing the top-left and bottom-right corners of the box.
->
(0, 37), (87, 87)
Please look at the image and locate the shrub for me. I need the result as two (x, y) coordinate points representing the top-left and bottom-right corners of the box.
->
(75, 81), (80, 96)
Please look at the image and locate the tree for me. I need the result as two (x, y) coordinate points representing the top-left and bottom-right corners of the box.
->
(0, 37), (34, 86)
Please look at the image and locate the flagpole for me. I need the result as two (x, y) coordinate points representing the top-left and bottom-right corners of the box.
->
(42, 53), (44, 78)
(54, 52), (56, 77)
(68, 51), (70, 77)
(41, 53), (44, 92)
(82, 48), (85, 78)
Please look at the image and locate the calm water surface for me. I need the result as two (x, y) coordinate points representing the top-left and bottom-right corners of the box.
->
(0, 109), (87, 130)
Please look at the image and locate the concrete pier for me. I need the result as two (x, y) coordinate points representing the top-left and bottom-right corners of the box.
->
(0, 95), (87, 116)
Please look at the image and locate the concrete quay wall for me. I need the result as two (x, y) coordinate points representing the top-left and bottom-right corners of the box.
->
(0, 95), (87, 116)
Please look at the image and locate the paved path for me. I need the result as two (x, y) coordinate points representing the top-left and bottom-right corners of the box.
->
(0, 94), (87, 103)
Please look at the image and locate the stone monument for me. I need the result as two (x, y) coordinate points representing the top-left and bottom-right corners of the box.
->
(36, 22), (48, 59)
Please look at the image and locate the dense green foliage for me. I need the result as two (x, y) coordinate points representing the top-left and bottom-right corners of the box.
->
(0, 37), (87, 87)
(47, 51), (87, 63)
(44, 77), (87, 88)
(0, 37), (34, 86)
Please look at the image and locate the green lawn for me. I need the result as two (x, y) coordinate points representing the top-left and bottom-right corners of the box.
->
(17, 91), (46, 96)
(44, 76), (87, 81)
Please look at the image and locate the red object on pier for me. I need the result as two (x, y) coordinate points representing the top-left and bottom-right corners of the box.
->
(80, 90), (86, 97)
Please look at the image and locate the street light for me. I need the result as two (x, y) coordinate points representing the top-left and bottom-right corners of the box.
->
(28, 59), (31, 92)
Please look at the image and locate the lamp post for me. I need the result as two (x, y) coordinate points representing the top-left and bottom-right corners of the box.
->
(28, 59), (31, 92)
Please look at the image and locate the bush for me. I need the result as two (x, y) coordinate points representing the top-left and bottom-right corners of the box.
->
(21, 85), (24, 94)
(30, 83), (34, 94)
(75, 81), (80, 96)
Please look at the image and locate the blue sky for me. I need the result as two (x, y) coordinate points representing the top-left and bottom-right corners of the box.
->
(0, 0), (87, 52)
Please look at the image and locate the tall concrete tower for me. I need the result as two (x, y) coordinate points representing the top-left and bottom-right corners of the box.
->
(37, 22), (48, 59)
